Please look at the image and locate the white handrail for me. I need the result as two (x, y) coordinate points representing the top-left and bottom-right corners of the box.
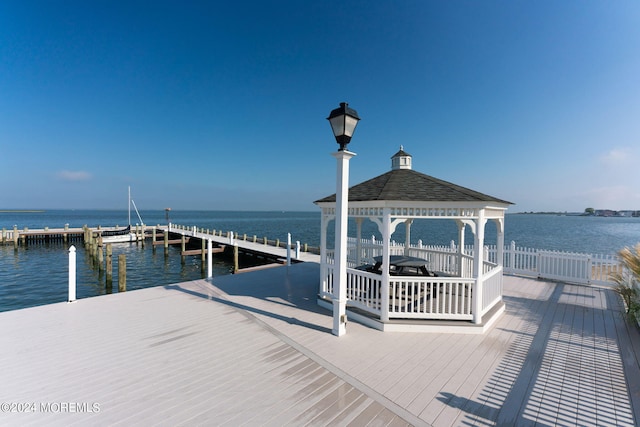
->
(341, 237), (621, 286)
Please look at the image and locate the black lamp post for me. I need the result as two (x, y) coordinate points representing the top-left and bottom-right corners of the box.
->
(327, 102), (360, 151)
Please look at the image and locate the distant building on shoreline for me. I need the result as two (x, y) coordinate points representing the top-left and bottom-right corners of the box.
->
(592, 209), (640, 217)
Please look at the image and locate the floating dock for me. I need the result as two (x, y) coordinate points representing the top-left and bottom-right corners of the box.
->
(1, 263), (639, 426)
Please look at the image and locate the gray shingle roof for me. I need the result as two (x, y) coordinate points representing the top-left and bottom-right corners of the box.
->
(315, 169), (512, 204)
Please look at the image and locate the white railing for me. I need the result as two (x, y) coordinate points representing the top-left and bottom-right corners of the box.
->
(321, 265), (334, 300)
(388, 276), (474, 320)
(495, 242), (622, 286)
(339, 238), (622, 286)
(482, 266), (503, 315)
(345, 269), (383, 316)
(321, 264), (478, 320)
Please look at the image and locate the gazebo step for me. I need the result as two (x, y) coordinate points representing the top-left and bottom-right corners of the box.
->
(318, 298), (505, 334)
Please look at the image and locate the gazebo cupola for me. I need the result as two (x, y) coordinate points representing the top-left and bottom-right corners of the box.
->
(315, 147), (512, 333)
(391, 146), (412, 170)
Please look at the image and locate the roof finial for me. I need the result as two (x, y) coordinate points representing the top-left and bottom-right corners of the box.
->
(400, 145), (403, 151)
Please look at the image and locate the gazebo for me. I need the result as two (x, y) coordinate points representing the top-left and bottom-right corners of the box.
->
(315, 147), (513, 333)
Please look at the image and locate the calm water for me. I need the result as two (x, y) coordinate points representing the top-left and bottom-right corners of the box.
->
(2, 210), (640, 312)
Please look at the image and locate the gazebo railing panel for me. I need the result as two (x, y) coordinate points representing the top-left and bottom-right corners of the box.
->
(323, 268), (475, 320)
(406, 247), (460, 276)
(388, 277), (474, 320)
(483, 260), (498, 275)
(461, 255), (474, 278)
(345, 270), (382, 317)
(481, 266), (503, 315)
(321, 265), (334, 299)
(346, 237), (622, 286)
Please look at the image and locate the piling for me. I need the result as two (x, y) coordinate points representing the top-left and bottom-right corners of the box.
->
(233, 245), (239, 273)
(90, 232), (97, 259)
(181, 235), (186, 264)
(106, 244), (113, 290)
(118, 254), (126, 292)
(97, 236), (104, 270)
(164, 230), (169, 256)
(68, 246), (76, 302)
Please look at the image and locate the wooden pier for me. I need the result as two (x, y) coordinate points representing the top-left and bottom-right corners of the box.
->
(0, 264), (639, 426)
(1, 226), (85, 245)
(2, 223), (321, 276)
(163, 223), (320, 263)
(1, 223), (316, 258)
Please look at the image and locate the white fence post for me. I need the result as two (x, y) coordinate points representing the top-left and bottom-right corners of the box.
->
(68, 245), (76, 303)
(207, 239), (213, 278)
(509, 241), (516, 272)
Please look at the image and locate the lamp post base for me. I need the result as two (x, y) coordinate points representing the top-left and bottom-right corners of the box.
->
(332, 298), (347, 336)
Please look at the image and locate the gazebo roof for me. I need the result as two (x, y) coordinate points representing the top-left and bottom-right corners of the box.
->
(315, 148), (512, 205)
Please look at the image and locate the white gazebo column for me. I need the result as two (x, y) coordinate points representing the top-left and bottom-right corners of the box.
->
(332, 150), (356, 337)
(472, 210), (486, 324)
(319, 210), (329, 296)
(404, 219), (413, 256)
(356, 217), (363, 266)
(456, 220), (466, 277)
(495, 218), (505, 268)
(380, 208), (392, 322)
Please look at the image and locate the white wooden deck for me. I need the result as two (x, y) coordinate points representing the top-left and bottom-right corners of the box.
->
(1, 263), (639, 426)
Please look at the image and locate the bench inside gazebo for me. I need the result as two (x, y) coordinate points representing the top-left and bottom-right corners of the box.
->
(315, 147), (512, 333)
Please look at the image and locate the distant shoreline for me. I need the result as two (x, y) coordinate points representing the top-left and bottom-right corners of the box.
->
(515, 211), (639, 217)
(514, 212), (585, 215)
(0, 210), (46, 213)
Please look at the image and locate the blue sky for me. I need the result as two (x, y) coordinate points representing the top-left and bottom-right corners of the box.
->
(1, 1), (639, 212)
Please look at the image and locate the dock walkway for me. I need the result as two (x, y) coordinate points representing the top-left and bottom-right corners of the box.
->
(163, 225), (321, 263)
(1, 264), (639, 426)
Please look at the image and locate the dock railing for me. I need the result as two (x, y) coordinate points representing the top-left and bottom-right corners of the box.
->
(167, 224), (320, 255)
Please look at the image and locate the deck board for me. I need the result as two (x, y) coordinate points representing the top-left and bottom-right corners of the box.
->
(1, 262), (639, 426)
